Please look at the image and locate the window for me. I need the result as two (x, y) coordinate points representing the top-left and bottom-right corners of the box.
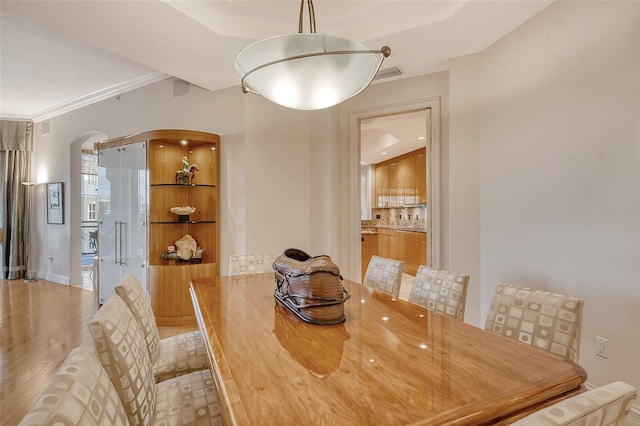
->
(88, 202), (96, 220)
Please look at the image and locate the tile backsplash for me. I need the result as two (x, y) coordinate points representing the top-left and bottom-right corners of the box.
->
(362, 206), (427, 230)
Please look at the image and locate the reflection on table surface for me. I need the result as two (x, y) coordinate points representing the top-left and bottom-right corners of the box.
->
(190, 274), (587, 426)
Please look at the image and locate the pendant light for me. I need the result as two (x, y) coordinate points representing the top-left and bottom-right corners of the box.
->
(235, 0), (391, 110)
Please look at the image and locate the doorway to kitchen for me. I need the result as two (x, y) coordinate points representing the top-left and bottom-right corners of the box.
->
(349, 98), (441, 283)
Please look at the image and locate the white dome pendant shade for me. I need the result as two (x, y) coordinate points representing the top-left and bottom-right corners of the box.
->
(235, 0), (391, 110)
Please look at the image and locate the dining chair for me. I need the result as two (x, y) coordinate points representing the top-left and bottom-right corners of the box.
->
(88, 295), (222, 425)
(18, 346), (131, 426)
(408, 266), (470, 321)
(115, 274), (207, 382)
(229, 253), (277, 275)
(363, 255), (404, 299)
(485, 282), (584, 363)
(511, 381), (637, 425)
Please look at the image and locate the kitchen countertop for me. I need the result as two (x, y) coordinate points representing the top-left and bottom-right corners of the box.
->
(363, 226), (426, 233)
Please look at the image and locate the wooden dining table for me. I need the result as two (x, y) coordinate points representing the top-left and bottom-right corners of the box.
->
(190, 274), (587, 426)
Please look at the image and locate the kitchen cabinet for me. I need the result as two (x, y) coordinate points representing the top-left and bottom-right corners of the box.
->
(378, 229), (389, 258)
(375, 163), (390, 208)
(389, 162), (397, 207)
(376, 228), (428, 276)
(416, 151), (427, 204)
(402, 155), (416, 205)
(361, 232), (379, 279)
(420, 232), (428, 267)
(374, 148), (426, 207)
(404, 231), (421, 275)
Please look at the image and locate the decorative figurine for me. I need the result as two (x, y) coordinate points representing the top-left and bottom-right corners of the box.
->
(161, 234), (204, 263)
(175, 157), (199, 184)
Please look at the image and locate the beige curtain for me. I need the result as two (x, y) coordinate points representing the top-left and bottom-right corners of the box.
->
(1, 120), (33, 279)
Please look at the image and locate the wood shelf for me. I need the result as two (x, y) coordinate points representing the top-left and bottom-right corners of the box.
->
(150, 183), (216, 188)
(150, 221), (217, 224)
(146, 132), (220, 326)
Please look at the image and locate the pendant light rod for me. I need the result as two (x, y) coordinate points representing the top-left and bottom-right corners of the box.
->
(299, 0), (316, 34)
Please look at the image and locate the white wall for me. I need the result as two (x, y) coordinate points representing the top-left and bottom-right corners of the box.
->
(337, 71), (450, 281)
(28, 0), (639, 411)
(32, 81), (247, 282)
(31, 79), (332, 281)
(449, 0), (640, 396)
(243, 95), (313, 255)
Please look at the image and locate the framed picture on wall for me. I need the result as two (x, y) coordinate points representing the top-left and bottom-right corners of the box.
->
(47, 182), (64, 224)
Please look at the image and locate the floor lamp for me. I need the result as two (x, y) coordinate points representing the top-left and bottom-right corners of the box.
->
(22, 181), (40, 282)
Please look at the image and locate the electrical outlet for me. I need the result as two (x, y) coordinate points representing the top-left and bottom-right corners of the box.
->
(595, 336), (608, 358)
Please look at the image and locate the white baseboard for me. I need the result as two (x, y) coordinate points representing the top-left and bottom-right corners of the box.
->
(626, 405), (640, 426)
(44, 273), (69, 285)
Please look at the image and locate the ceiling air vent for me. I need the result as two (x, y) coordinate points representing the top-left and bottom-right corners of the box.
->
(373, 66), (403, 82)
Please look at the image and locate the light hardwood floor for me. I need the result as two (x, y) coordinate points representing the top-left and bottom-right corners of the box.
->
(0, 278), (196, 426)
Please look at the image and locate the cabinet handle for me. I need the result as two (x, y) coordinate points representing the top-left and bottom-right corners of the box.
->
(121, 221), (127, 265)
(114, 221), (120, 265)
(114, 221), (128, 265)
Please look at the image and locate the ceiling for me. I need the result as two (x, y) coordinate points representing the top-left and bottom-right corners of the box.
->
(0, 0), (553, 124)
(361, 110), (428, 165)
(2, 1), (554, 166)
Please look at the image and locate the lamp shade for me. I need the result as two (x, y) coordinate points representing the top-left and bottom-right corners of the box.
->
(236, 34), (388, 110)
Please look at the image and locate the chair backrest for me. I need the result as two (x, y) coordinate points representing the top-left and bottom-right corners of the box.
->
(88, 295), (156, 426)
(485, 282), (584, 362)
(511, 381), (637, 426)
(363, 255), (404, 299)
(408, 266), (470, 321)
(18, 346), (131, 426)
(115, 274), (161, 365)
(229, 253), (277, 275)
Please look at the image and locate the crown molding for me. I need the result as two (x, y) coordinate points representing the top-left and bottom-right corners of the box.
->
(14, 71), (168, 123)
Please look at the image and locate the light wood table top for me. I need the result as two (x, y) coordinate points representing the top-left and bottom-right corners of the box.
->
(190, 275), (587, 426)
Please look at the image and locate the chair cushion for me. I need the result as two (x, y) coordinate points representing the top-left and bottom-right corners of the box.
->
(229, 253), (277, 275)
(485, 283), (584, 362)
(115, 274), (161, 365)
(88, 296), (156, 426)
(18, 346), (130, 426)
(154, 331), (208, 383)
(154, 369), (222, 425)
(511, 381), (637, 425)
(363, 256), (404, 299)
(409, 266), (469, 321)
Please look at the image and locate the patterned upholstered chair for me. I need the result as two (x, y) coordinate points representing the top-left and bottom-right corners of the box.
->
(88, 296), (222, 426)
(363, 255), (404, 299)
(511, 381), (637, 426)
(18, 346), (131, 426)
(115, 274), (207, 382)
(408, 266), (470, 321)
(229, 253), (277, 275)
(485, 283), (584, 363)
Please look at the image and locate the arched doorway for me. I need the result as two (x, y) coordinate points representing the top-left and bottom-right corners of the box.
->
(69, 131), (108, 288)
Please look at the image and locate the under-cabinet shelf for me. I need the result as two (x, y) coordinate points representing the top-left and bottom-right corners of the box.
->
(150, 183), (216, 188)
(150, 221), (216, 224)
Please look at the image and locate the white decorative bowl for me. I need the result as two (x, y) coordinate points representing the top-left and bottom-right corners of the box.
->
(170, 206), (196, 215)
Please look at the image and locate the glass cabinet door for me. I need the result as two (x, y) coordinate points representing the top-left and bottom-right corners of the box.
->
(97, 141), (147, 304)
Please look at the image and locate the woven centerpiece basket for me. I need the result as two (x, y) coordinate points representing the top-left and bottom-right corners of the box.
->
(274, 248), (350, 325)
